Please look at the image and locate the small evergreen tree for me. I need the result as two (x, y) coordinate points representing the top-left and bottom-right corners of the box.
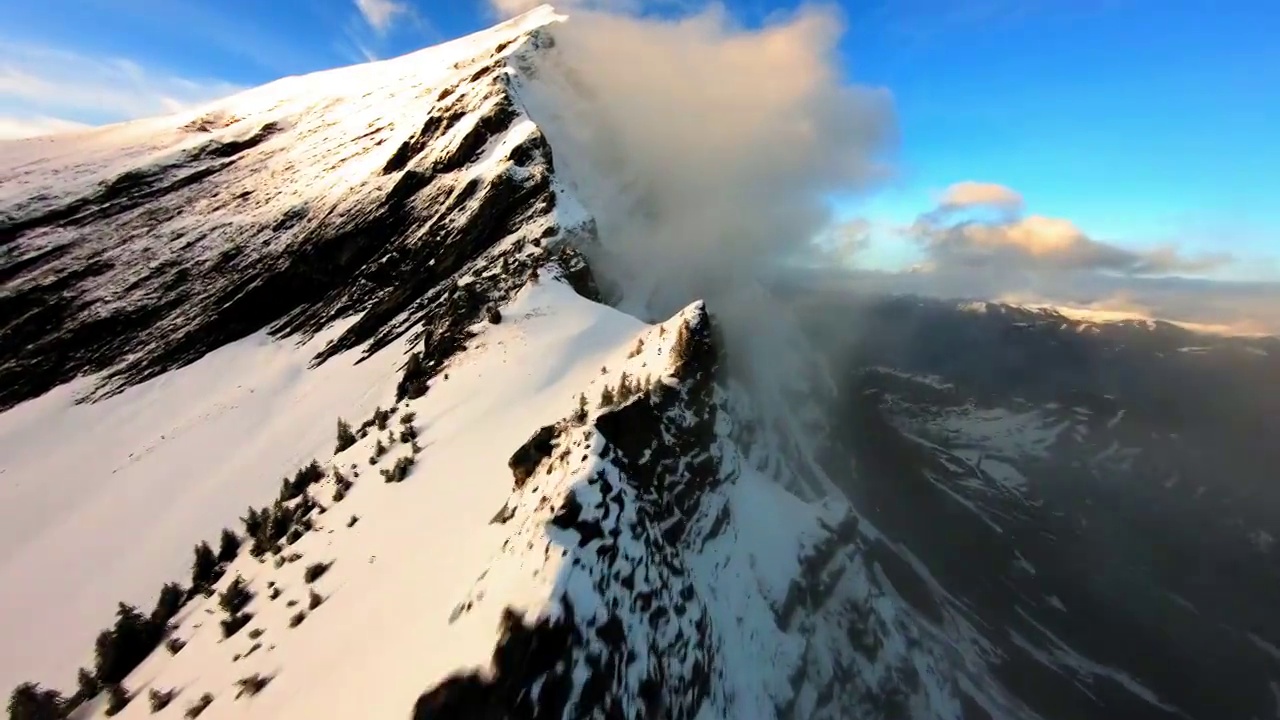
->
(94, 603), (164, 686)
(279, 460), (324, 502)
(303, 561), (332, 584)
(616, 372), (634, 403)
(149, 687), (177, 713)
(396, 352), (429, 401)
(8, 682), (63, 720)
(234, 674), (271, 700)
(184, 693), (214, 718)
(380, 455), (414, 483)
(220, 613), (252, 638)
(151, 582), (185, 627)
(598, 385), (616, 408)
(241, 506), (265, 542)
(75, 667), (100, 703)
(335, 418), (357, 454)
(217, 528), (241, 564)
(103, 684), (132, 716)
(190, 541), (218, 589)
(218, 575), (253, 615)
(399, 423), (418, 443)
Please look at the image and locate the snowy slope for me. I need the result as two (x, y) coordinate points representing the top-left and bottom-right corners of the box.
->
(67, 274), (659, 719)
(0, 7), (1030, 719)
(2, 4), (582, 698)
(0, 319), (406, 694)
(8, 5), (1255, 720)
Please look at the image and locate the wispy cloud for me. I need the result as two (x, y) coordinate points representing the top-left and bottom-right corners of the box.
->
(354, 0), (409, 33)
(488, 0), (697, 19)
(0, 41), (241, 129)
(0, 115), (90, 140)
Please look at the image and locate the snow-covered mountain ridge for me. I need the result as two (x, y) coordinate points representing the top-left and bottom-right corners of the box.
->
(5, 6), (1278, 720)
(0, 5), (579, 411)
(1, 7), (907, 718)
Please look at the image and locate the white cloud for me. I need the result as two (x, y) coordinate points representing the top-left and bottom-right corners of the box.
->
(939, 180), (1023, 211)
(0, 41), (240, 129)
(519, 3), (895, 328)
(355, 0), (409, 32)
(0, 115), (90, 140)
(907, 182), (1232, 275)
(488, 0), (689, 19)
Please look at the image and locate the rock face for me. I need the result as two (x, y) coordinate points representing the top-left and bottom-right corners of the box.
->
(424, 306), (722, 720)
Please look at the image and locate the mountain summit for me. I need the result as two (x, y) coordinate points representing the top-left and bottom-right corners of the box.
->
(3, 7), (1278, 720)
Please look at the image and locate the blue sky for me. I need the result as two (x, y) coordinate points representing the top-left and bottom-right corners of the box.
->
(2, 0), (1276, 280)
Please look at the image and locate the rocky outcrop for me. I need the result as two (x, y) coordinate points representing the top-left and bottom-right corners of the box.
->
(421, 305), (722, 720)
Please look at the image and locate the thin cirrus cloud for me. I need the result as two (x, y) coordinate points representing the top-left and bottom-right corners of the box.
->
(0, 115), (91, 141)
(354, 0), (410, 33)
(0, 40), (241, 134)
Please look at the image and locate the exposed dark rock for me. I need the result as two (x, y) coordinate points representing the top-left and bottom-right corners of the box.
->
(594, 308), (722, 546)
(508, 423), (561, 489)
(489, 502), (517, 525)
(412, 605), (576, 720)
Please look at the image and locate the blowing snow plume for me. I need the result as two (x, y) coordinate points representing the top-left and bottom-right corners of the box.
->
(512, 4), (896, 328)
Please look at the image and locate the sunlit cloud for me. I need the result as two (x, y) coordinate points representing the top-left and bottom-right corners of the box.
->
(910, 181), (1232, 275)
(938, 180), (1023, 212)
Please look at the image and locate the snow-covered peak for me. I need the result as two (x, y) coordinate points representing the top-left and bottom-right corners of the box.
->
(9, 8), (1267, 720)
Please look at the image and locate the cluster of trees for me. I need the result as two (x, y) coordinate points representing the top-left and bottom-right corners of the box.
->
(598, 371), (654, 409)
(9, 457), (333, 718)
(396, 352), (430, 402)
(8, 585), (185, 719)
(11, 351), (447, 718)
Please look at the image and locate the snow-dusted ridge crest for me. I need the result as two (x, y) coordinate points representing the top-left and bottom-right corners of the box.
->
(0, 4), (575, 411)
(4, 7), (1056, 720)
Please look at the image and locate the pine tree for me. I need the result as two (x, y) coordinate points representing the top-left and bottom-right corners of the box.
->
(94, 603), (163, 685)
(218, 575), (253, 615)
(7, 682), (63, 720)
(241, 506), (265, 542)
(217, 528), (241, 564)
(75, 667), (100, 702)
(190, 541), (218, 589)
(396, 352), (429, 401)
(103, 683), (131, 716)
(335, 417), (357, 453)
(598, 385), (616, 408)
(151, 582), (185, 627)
